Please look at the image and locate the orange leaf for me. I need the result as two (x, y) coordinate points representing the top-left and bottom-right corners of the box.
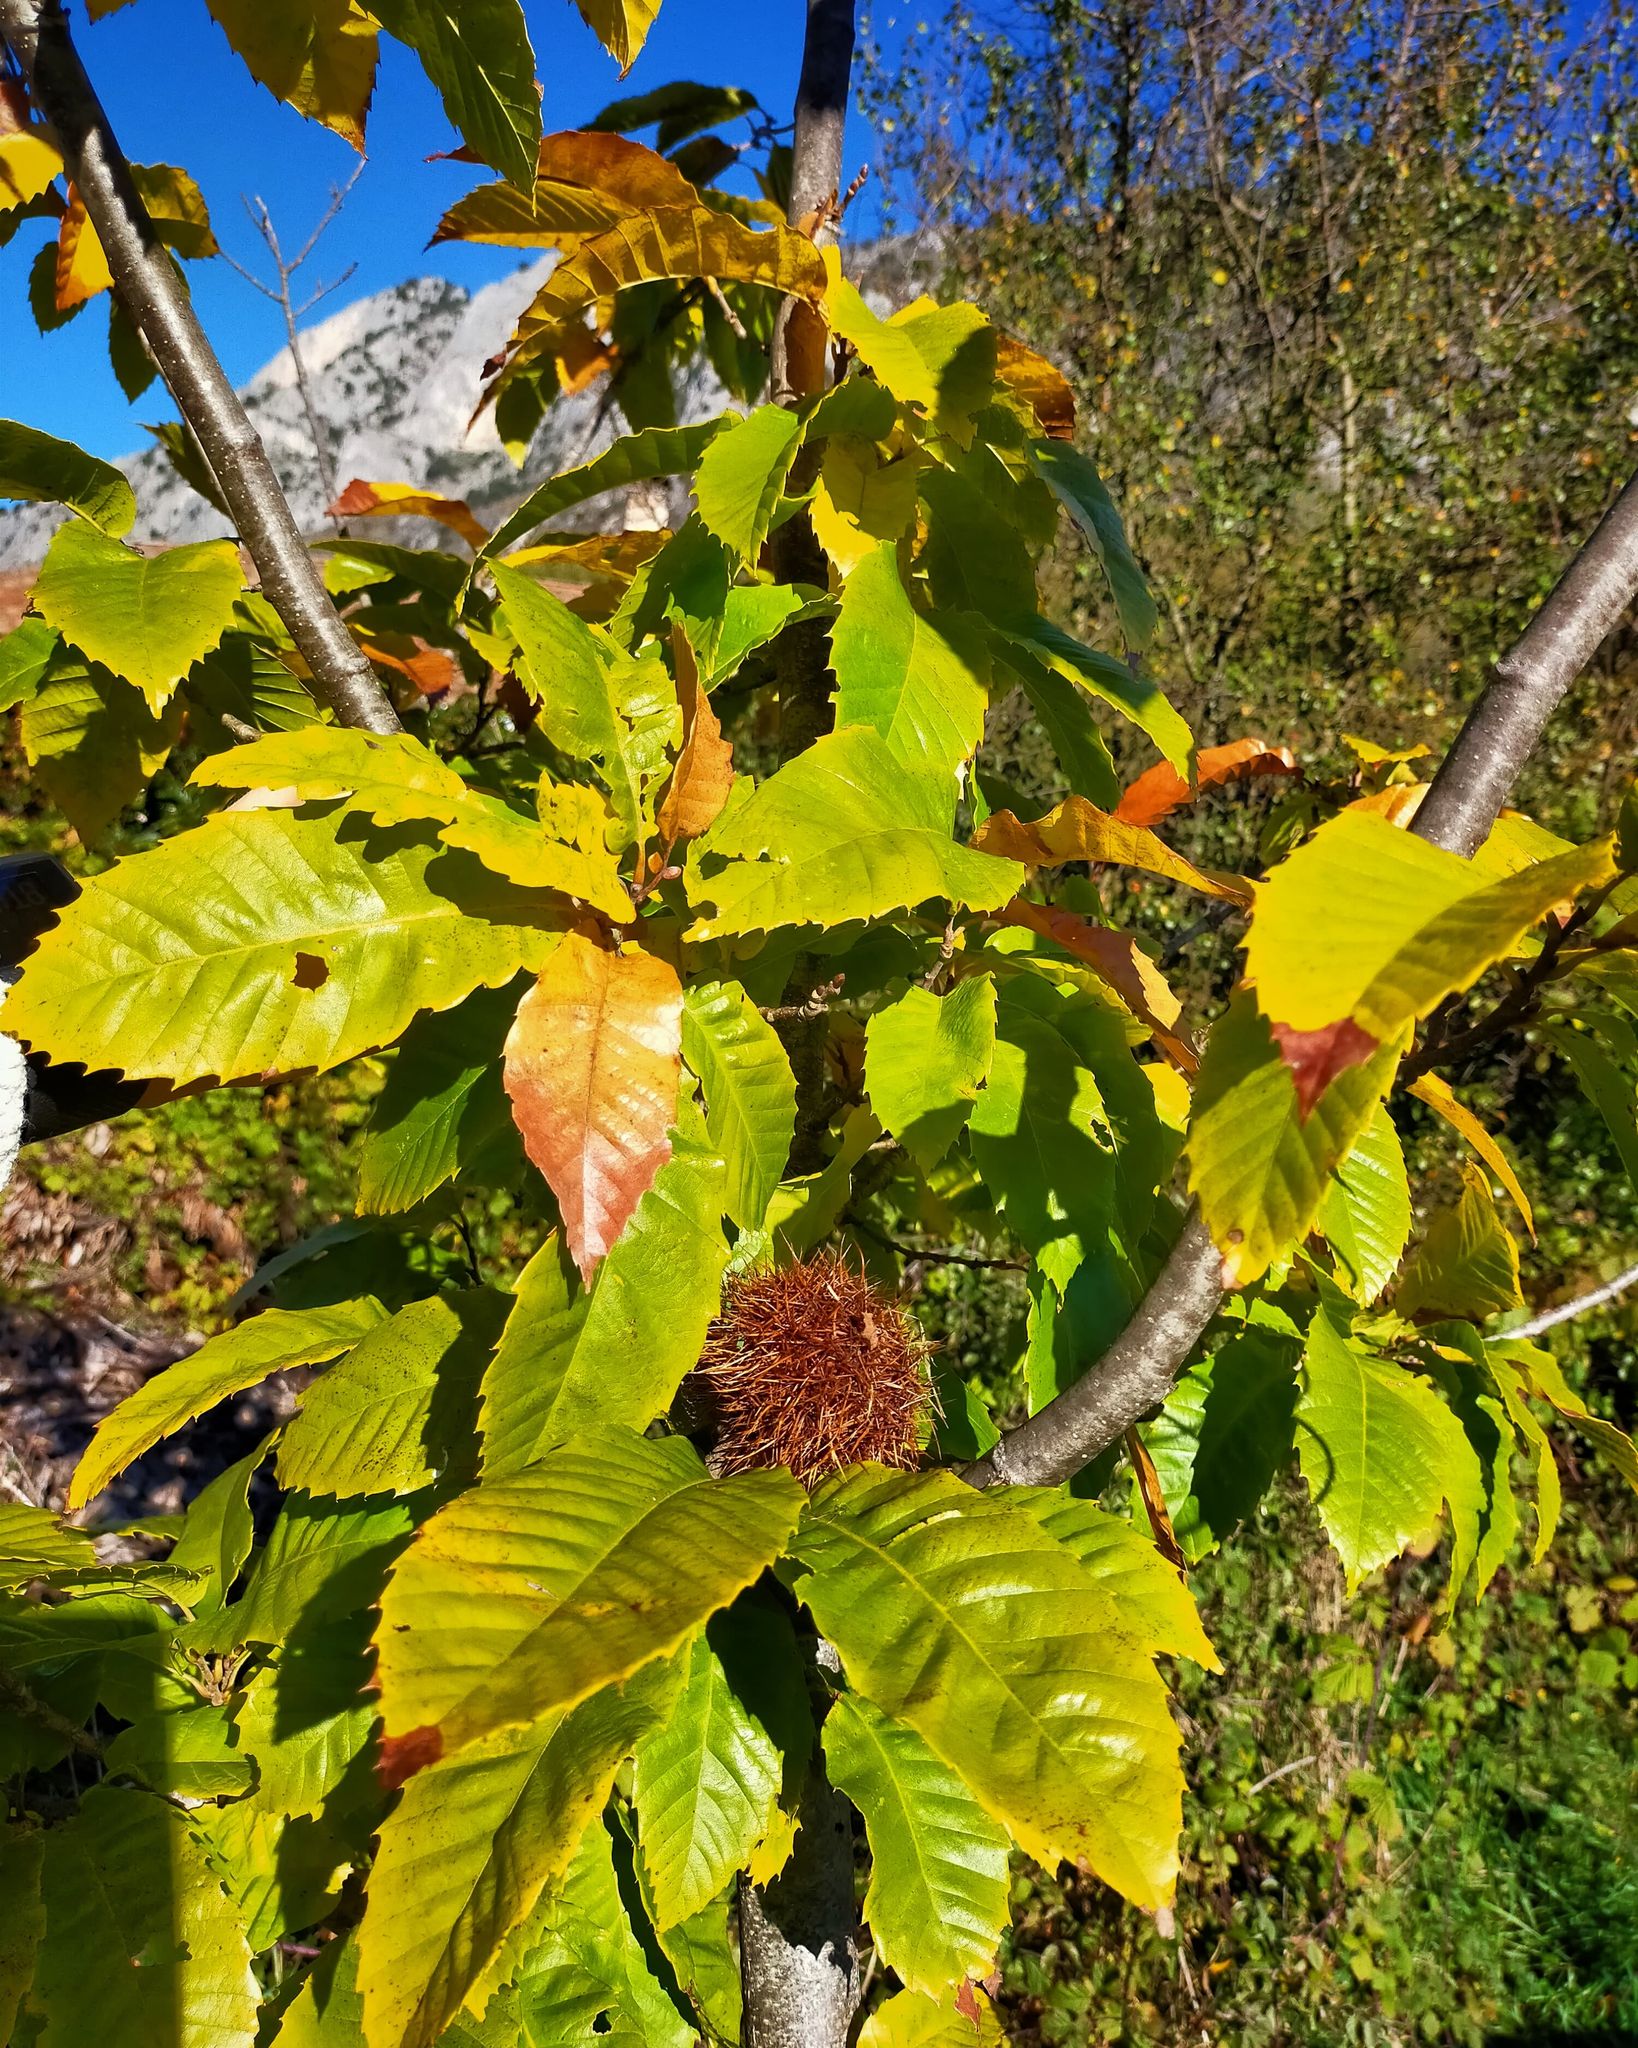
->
(352, 628), (460, 698)
(433, 130), (702, 247)
(1346, 782), (1426, 827)
(1408, 1072), (1535, 1238)
(55, 183), (112, 310)
(503, 934), (683, 1282)
(1115, 738), (1298, 829)
(328, 478), (488, 550)
(993, 897), (1197, 1071)
(995, 333), (1076, 440)
(974, 795), (1249, 902)
(656, 624), (733, 849)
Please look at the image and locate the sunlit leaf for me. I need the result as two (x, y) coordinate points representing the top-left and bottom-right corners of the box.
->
(503, 934), (682, 1283)
(31, 520), (241, 713)
(830, 544), (987, 779)
(327, 478), (488, 549)
(974, 794), (1247, 901)
(6, 809), (564, 1086)
(656, 627), (734, 846)
(478, 420), (720, 563)
(1116, 738), (1298, 829)
(1395, 1164), (1523, 1321)
(821, 1691), (1010, 1997)
(68, 1300), (387, 1510)
(19, 646), (181, 842)
(681, 980), (796, 1230)
(205, 0), (379, 149)
(694, 404), (806, 565)
(366, 0), (539, 188)
(685, 726), (1022, 941)
(811, 439), (919, 577)
(569, 0), (661, 68)
(1317, 1104), (1411, 1305)
(788, 1465), (1184, 1906)
(1407, 1072), (1534, 1236)
(373, 1429), (804, 1770)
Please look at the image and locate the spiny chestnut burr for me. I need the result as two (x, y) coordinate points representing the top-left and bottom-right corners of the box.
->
(698, 1248), (933, 1487)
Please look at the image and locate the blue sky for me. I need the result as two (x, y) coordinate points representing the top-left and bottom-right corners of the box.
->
(2, 0), (894, 459)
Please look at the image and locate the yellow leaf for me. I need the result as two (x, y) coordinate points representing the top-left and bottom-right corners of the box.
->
(1407, 1072), (1534, 1237)
(1395, 1163), (1524, 1321)
(994, 332), (1075, 439)
(205, 0), (379, 149)
(974, 794), (1249, 901)
(433, 129), (700, 248)
(810, 438), (920, 577)
(569, 0), (661, 70)
(0, 129), (61, 209)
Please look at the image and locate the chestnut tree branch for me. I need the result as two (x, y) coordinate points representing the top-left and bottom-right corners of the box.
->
(0, 0), (402, 737)
(967, 461), (1638, 1490)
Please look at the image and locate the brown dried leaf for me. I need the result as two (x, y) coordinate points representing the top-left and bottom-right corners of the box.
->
(974, 795), (1249, 902)
(992, 897), (1197, 1072)
(1115, 738), (1299, 829)
(656, 624), (734, 849)
(503, 933), (683, 1282)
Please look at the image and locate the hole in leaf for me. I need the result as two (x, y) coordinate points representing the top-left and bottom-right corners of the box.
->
(293, 952), (329, 990)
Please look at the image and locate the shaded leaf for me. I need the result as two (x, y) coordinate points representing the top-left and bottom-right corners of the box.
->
(811, 442), (919, 577)
(478, 420), (719, 563)
(1031, 440), (1156, 649)
(20, 646), (181, 842)
(0, 418), (135, 535)
(69, 1300), (387, 1510)
(1395, 1164), (1523, 1321)
(1143, 1334), (1299, 1562)
(865, 978), (997, 1176)
(0, 1503), (96, 1589)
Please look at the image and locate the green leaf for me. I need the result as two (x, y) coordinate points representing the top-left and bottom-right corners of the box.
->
(20, 647), (182, 843)
(653, 1897), (741, 2045)
(1031, 440), (1157, 650)
(858, 1989), (1005, 2048)
(865, 977), (997, 1176)
(102, 1702), (252, 1800)
(1549, 1021), (1638, 1187)
(32, 1785), (258, 2048)
(492, 564), (676, 851)
(479, 1133), (729, 1475)
(367, 0), (539, 189)
(969, 975), (1161, 1286)
(0, 1827), (43, 2045)
(277, 1289), (510, 1500)
(682, 980), (796, 1229)
(633, 1601), (810, 1927)
(827, 290), (995, 441)
(821, 1691), (1010, 1997)
(1186, 988), (1406, 1287)
(1142, 1332), (1299, 1561)
(694, 404), (806, 566)
(0, 418), (135, 535)
(215, 1492), (414, 1651)
(374, 1429), (805, 1766)
(358, 982), (524, 1214)
(229, 1614), (376, 1821)
(359, 1662), (679, 2048)
(511, 1814), (693, 2048)
(0, 1503), (96, 1589)
(166, 1441), (265, 1614)
(192, 729), (630, 916)
(0, 618), (58, 711)
(479, 421), (722, 564)
(68, 1299), (387, 1509)
(830, 544), (987, 779)
(787, 1465), (1183, 1907)
(1248, 811), (1615, 1044)
(686, 726), (1022, 941)
(6, 809), (564, 1087)
(590, 79), (759, 143)
(1005, 640), (1122, 810)
(1001, 615), (1191, 777)
(30, 520), (241, 713)
(1296, 1310), (1483, 1590)
(1317, 1104), (1411, 1305)
(1395, 1164), (1523, 1321)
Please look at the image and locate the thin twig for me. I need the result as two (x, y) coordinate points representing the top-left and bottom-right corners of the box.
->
(1245, 1753), (1317, 1799)
(1507, 1256), (1638, 1340)
(848, 1217), (1028, 1272)
(0, 1662), (103, 1759)
(0, 0), (400, 736)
